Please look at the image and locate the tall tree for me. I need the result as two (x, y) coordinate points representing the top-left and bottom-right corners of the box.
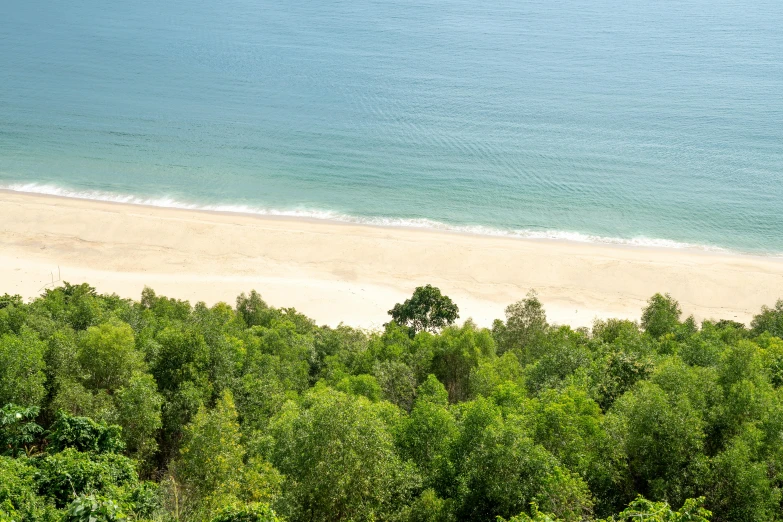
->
(641, 293), (682, 339)
(388, 285), (459, 336)
(269, 387), (418, 521)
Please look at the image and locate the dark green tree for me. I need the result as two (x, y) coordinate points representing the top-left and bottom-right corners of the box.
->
(641, 293), (682, 339)
(388, 285), (459, 336)
(751, 299), (783, 338)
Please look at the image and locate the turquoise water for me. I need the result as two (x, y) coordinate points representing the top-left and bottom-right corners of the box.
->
(1, 0), (782, 253)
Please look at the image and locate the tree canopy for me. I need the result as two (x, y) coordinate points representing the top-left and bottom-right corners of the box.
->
(0, 283), (782, 521)
(388, 285), (460, 336)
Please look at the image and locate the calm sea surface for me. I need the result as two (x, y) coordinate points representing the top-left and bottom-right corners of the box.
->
(1, 0), (782, 252)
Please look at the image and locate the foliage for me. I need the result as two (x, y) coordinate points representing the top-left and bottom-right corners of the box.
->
(388, 285), (459, 336)
(0, 283), (782, 521)
(641, 293), (682, 339)
(606, 495), (711, 521)
(47, 411), (125, 454)
(174, 391), (244, 511)
(269, 386), (419, 521)
(34, 448), (138, 507)
(113, 372), (163, 461)
(0, 405), (43, 457)
(0, 329), (47, 408)
(210, 503), (282, 522)
(493, 292), (549, 360)
(64, 494), (127, 522)
(0, 456), (56, 521)
(751, 299), (783, 338)
(78, 319), (145, 393)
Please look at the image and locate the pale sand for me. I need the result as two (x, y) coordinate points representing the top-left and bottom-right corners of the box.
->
(1, 190), (782, 329)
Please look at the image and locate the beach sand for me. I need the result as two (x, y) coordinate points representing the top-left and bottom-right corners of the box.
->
(1, 190), (782, 329)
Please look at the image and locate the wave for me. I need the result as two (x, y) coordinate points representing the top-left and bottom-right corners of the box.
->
(1, 182), (736, 253)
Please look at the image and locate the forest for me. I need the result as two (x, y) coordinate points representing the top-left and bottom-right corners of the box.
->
(1, 283), (783, 521)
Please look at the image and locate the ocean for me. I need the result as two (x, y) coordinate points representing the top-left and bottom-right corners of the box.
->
(1, 0), (782, 253)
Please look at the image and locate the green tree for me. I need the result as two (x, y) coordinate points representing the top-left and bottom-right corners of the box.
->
(0, 456), (56, 521)
(174, 391), (244, 513)
(398, 392), (457, 488)
(0, 329), (47, 408)
(78, 319), (145, 393)
(0, 294), (26, 336)
(592, 350), (654, 410)
(609, 382), (706, 506)
(533, 387), (611, 479)
(641, 294), (682, 339)
(493, 292), (548, 360)
(606, 496), (711, 521)
(270, 386), (418, 521)
(469, 352), (525, 399)
(706, 435), (780, 522)
(388, 285), (459, 336)
(524, 327), (591, 395)
(373, 360), (417, 410)
(236, 291), (274, 328)
(451, 398), (593, 521)
(335, 374), (383, 402)
(114, 372), (163, 462)
(751, 299), (783, 338)
(431, 322), (495, 403)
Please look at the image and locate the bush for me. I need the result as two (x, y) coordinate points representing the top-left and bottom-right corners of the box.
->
(64, 494), (127, 522)
(33, 449), (137, 507)
(47, 411), (125, 454)
(210, 502), (282, 522)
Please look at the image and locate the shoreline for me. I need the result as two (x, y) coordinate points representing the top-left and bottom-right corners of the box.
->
(2, 184), (771, 258)
(2, 190), (782, 329)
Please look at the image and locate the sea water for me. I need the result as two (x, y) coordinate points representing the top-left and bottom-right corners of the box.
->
(1, 0), (782, 253)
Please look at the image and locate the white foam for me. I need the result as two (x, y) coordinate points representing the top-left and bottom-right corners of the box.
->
(2, 182), (734, 253)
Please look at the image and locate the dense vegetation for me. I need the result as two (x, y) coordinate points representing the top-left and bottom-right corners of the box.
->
(1, 283), (782, 521)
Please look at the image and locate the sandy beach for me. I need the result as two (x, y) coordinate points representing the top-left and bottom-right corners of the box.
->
(1, 189), (781, 329)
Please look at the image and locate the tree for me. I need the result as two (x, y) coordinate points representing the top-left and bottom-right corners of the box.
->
(388, 285), (459, 336)
(78, 319), (145, 393)
(114, 372), (163, 462)
(593, 350), (654, 410)
(609, 382), (706, 506)
(605, 496), (710, 522)
(493, 292), (548, 359)
(47, 411), (125, 454)
(397, 393), (457, 487)
(0, 455), (56, 521)
(469, 352), (524, 399)
(0, 329), (47, 408)
(373, 360), (417, 410)
(174, 391), (244, 513)
(532, 387), (608, 479)
(236, 291), (274, 328)
(451, 398), (593, 521)
(706, 436), (780, 521)
(751, 299), (783, 338)
(269, 386), (418, 521)
(524, 327), (591, 395)
(431, 323), (495, 403)
(641, 294), (682, 339)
